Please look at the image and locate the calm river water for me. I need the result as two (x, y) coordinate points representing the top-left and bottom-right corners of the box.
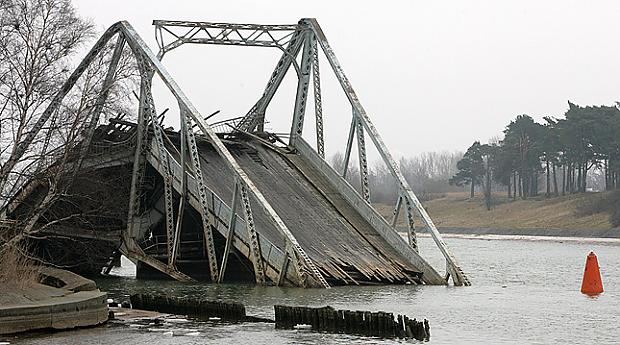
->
(5, 235), (620, 345)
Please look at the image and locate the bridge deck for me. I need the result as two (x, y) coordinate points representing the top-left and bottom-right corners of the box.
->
(196, 138), (420, 285)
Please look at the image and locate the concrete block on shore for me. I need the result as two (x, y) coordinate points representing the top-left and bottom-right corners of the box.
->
(0, 269), (108, 335)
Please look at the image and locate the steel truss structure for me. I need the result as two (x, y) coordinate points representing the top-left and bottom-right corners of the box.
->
(17, 19), (469, 287)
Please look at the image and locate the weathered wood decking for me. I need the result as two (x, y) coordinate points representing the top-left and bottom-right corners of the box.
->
(192, 137), (435, 285)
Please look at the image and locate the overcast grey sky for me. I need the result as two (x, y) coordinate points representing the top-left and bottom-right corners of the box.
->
(73, 0), (620, 158)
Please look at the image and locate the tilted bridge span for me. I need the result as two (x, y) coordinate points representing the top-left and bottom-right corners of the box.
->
(1, 19), (469, 288)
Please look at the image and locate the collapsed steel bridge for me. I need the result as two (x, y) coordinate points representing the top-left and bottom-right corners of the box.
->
(2, 19), (469, 287)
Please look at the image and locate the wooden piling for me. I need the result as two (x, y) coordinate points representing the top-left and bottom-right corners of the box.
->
(129, 293), (246, 321)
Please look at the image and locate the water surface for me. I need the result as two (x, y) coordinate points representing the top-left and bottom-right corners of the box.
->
(5, 235), (619, 344)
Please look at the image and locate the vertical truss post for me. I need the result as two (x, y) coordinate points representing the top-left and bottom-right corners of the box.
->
(238, 183), (266, 284)
(308, 18), (470, 286)
(289, 31), (315, 146)
(311, 37), (325, 158)
(126, 60), (152, 242)
(355, 109), (370, 202)
(445, 259), (452, 282)
(391, 196), (403, 227)
(276, 251), (291, 286)
(404, 198), (418, 252)
(342, 115), (356, 179)
(182, 107), (220, 282)
(142, 73), (178, 270)
(171, 102), (189, 266)
(218, 181), (239, 283)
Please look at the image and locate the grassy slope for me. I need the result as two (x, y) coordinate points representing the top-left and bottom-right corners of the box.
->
(375, 192), (614, 230)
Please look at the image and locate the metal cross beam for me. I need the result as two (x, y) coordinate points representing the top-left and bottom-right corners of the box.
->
(154, 20), (299, 56)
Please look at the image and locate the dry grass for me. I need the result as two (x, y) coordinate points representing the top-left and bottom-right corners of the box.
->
(375, 192), (615, 230)
(0, 244), (42, 290)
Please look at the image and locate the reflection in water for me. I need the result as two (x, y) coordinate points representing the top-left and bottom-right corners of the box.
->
(7, 236), (620, 345)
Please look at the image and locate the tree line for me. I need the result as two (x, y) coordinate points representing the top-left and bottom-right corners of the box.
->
(450, 101), (620, 206)
(330, 151), (464, 204)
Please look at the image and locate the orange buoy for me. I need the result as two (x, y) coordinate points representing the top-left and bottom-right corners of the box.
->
(581, 251), (604, 295)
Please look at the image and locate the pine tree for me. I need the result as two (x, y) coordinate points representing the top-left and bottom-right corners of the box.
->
(449, 141), (485, 198)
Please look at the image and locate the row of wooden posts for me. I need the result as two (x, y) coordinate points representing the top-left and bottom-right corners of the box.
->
(127, 293), (429, 340)
(129, 293), (246, 320)
(274, 305), (430, 340)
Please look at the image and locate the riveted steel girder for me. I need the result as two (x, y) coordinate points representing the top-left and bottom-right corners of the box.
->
(311, 38), (325, 158)
(355, 109), (370, 203)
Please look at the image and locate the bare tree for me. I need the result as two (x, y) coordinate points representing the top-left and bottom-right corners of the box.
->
(0, 0), (137, 270)
(0, 0), (95, 192)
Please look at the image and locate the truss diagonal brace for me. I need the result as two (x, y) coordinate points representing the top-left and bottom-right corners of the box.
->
(342, 116), (356, 179)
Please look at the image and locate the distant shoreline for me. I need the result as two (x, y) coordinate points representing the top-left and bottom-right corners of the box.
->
(377, 192), (618, 235)
(412, 227), (620, 239)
